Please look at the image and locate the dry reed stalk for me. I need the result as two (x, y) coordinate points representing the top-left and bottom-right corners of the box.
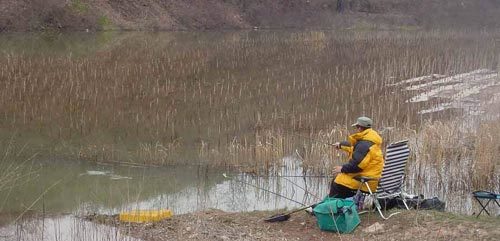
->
(472, 121), (500, 188)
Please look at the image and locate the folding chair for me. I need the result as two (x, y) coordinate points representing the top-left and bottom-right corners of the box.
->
(354, 140), (411, 219)
(472, 191), (500, 217)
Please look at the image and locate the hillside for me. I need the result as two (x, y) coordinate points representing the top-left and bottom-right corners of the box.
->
(1, 0), (500, 32)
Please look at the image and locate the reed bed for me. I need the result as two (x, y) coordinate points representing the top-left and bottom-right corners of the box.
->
(405, 119), (500, 203)
(0, 30), (499, 189)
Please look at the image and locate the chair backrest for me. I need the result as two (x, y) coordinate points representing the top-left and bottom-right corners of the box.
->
(376, 140), (410, 194)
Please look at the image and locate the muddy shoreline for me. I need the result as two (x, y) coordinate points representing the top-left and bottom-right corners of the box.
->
(86, 209), (500, 241)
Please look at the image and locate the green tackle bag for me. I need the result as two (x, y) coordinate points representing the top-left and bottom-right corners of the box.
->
(313, 197), (360, 233)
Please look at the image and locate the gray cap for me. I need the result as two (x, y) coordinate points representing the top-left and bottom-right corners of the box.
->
(351, 116), (373, 128)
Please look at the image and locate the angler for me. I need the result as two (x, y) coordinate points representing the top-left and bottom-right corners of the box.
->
(329, 116), (384, 198)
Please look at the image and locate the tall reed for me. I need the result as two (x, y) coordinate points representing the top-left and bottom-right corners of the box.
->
(0, 31), (498, 190)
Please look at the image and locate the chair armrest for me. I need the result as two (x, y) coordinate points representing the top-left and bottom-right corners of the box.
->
(354, 176), (380, 183)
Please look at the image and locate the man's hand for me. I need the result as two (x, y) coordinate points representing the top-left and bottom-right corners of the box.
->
(333, 142), (341, 149)
(333, 166), (342, 174)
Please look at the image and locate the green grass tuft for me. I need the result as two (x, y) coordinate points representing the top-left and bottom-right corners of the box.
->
(70, 0), (89, 14)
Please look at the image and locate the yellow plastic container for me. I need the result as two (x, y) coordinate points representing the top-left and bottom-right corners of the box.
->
(119, 209), (173, 223)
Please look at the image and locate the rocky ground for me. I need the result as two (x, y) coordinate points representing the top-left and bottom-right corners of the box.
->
(87, 209), (500, 241)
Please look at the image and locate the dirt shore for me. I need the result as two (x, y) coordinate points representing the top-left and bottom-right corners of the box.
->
(87, 209), (500, 241)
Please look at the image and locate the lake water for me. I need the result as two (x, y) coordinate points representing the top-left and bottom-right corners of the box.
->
(0, 157), (323, 217)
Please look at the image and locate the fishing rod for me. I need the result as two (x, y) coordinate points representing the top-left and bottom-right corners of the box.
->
(290, 132), (339, 146)
(222, 173), (307, 206)
(223, 173), (325, 223)
(234, 173), (323, 198)
(280, 175), (321, 201)
(244, 174), (334, 178)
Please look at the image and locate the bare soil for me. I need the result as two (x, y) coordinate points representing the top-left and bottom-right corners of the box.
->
(87, 209), (500, 241)
(2, 0), (500, 32)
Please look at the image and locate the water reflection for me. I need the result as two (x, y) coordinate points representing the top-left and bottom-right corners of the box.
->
(1, 159), (224, 215)
(110, 157), (326, 215)
(1, 154), (496, 220)
(0, 215), (139, 241)
(1, 157), (324, 216)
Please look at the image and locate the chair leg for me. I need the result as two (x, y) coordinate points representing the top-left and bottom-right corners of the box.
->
(365, 183), (400, 220)
(372, 197), (389, 220)
(400, 193), (410, 210)
(474, 197), (491, 217)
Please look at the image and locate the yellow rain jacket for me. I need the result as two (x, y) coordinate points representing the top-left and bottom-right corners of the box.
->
(334, 128), (384, 192)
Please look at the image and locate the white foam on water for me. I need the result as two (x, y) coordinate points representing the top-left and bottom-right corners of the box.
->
(417, 78), (500, 114)
(418, 103), (452, 114)
(109, 174), (133, 180)
(485, 92), (500, 105)
(83, 171), (132, 180)
(391, 74), (446, 86)
(408, 82), (466, 103)
(452, 80), (500, 100)
(407, 72), (499, 103)
(85, 170), (111, 176)
(406, 69), (494, 91)
(401, 68), (500, 130)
